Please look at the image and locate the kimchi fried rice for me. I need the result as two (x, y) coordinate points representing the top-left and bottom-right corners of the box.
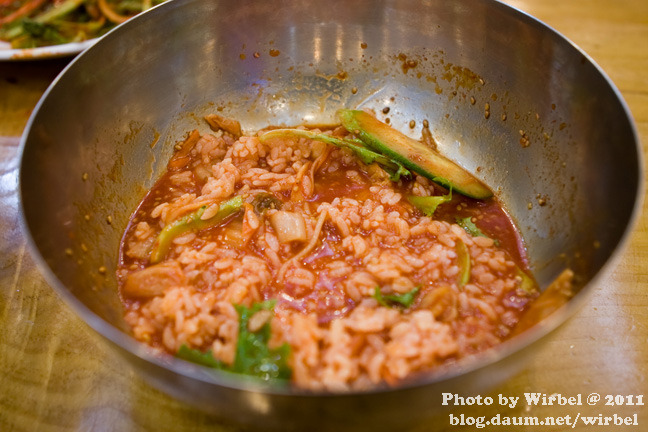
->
(118, 113), (543, 391)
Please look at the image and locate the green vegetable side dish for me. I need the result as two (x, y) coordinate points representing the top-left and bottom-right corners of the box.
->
(149, 195), (243, 264)
(337, 109), (493, 199)
(0, 0), (167, 49)
(177, 300), (292, 382)
(259, 128), (412, 182)
(407, 188), (452, 217)
(373, 286), (420, 308)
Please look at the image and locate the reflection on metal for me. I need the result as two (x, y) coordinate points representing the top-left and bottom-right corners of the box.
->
(247, 391), (271, 415)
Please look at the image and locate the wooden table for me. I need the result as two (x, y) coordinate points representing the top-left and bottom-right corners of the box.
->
(1, 1), (646, 430)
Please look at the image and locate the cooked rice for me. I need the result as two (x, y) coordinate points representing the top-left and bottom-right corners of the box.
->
(119, 123), (537, 391)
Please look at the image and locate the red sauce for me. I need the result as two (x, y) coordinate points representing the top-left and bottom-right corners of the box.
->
(119, 136), (535, 330)
(436, 194), (528, 269)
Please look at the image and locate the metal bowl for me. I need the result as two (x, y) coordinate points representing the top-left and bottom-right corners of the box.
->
(18, 0), (641, 430)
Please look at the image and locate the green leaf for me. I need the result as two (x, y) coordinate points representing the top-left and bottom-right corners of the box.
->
(350, 144), (411, 182)
(407, 188), (453, 217)
(456, 216), (484, 237)
(21, 20), (47, 37)
(176, 344), (223, 369)
(456, 216), (500, 245)
(233, 300), (292, 381)
(373, 286), (420, 308)
(175, 300), (292, 382)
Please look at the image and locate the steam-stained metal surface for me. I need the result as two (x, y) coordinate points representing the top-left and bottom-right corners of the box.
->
(18, 0), (641, 430)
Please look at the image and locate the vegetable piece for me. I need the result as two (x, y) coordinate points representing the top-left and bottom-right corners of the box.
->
(456, 216), (500, 246)
(33, 0), (85, 23)
(168, 129), (200, 170)
(269, 211), (307, 243)
(176, 300), (292, 382)
(515, 266), (537, 294)
(337, 109), (493, 199)
(258, 128), (411, 182)
(0, 0), (47, 26)
(168, 129), (200, 171)
(252, 193), (282, 215)
(512, 269), (574, 335)
(97, 0), (133, 24)
(177, 345), (224, 369)
(19, 19), (67, 44)
(408, 188), (452, 217)
(456, 216), (484, 237)
(419, 285), (458, 321)
(123, 261), (186, 297)
(456, 216), (485, 238)
(222, 218), (245, 248)
(456, 239), (471, 287)
(1, 0), (84, 40)
(205, 114), (242, 137)
(233, 300), (292, 381)
(150, 195), (243, 263)
(373, 286), (420, 308)
(0, 0), (168, 48)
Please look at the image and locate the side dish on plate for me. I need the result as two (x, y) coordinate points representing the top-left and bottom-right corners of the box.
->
(0, 0), (165, 48)
(117, 109), (573, 391)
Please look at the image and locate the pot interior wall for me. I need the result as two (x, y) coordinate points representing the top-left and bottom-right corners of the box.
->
(21, 0), (639, 344)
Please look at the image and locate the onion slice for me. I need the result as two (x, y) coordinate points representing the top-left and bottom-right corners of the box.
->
(270, 211), (307, 243)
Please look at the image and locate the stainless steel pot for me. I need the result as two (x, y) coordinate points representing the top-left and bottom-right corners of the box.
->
(18, 0), (641, 430)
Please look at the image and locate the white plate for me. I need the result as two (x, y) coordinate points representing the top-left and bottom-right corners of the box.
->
(0, 38), (97, 60)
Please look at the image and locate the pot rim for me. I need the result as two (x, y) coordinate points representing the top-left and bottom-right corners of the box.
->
(17, 0), (644, 398)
